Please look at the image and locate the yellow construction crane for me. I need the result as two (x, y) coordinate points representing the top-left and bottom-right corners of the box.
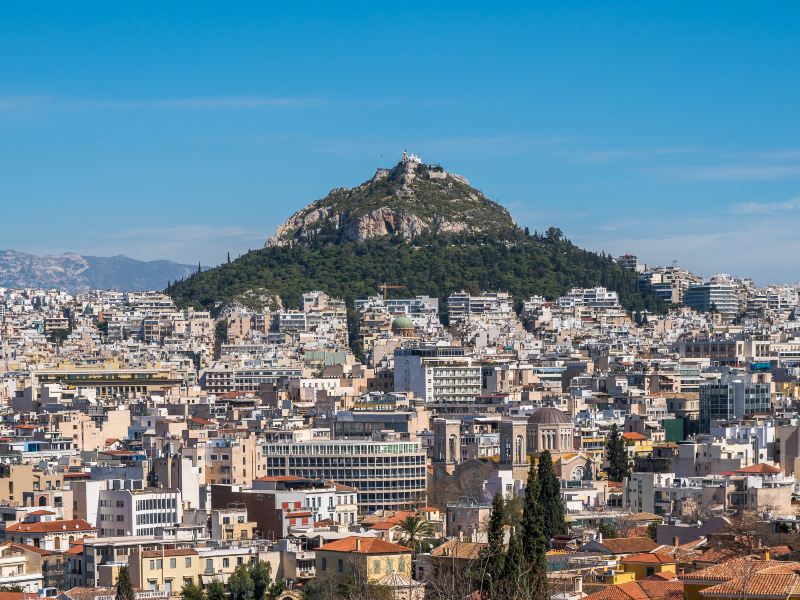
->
(379, 283), (404, 301)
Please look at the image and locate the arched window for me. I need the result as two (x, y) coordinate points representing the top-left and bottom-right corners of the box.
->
(54, 537), (61, 550)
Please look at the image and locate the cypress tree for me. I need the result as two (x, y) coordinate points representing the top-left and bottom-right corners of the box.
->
(606, 424), (630, 482)
(521, 459), (548, 600)
(484, 491), (506, 582)
(538, 449), (566, 541)
(115, 567), (135, 600)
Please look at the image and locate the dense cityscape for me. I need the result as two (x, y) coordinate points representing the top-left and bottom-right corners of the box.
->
(1, 251), (799, 599)
(4, 3), (800, 600)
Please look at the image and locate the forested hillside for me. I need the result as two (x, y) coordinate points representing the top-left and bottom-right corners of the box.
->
(168, 229), (662, 317)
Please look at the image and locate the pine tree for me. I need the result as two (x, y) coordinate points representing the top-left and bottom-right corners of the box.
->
(181, 581), (205, 600)
(521, 460), (548, 600)
(538, 449), (566, 541)
(115, 567), (135, 600)
(206, 580), (226, 600)
(484, 491), (506, 583)
(249, 560), (272, 600)
(606, 424), (631, 482)
(227, 564), (254, 600)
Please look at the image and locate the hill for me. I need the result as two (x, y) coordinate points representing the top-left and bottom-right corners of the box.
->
(268, 152), (519, 246)
(169, 154), (662, 317)
(0, 250), (199, 292)
(169, 230), (661, 316)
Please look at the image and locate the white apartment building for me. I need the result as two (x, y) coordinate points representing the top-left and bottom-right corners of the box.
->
(97, 480), (182, 537)
(394, 345), (481, 403)
(261, 436), (426, 514)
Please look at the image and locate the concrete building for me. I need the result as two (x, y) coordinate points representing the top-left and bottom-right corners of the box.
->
(97, 479), (182, 537)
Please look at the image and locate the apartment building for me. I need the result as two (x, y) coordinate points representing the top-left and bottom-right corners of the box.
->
(394, 346), (481, 404)
(699, 368), (772, 433)
(261, 437), (426, 513)
(97, 480), (182, 537)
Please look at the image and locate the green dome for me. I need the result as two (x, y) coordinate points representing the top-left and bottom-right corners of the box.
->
(391, 315), (414, 332)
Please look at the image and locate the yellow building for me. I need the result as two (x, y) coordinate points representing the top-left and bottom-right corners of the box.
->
(620, 553), (676, 580)
(622, 432), (653, 457)
(129, 548), (199, 594)
(315, 536), (413, 587)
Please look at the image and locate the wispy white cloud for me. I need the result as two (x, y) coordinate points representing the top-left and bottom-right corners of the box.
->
(116, 224), (264, 242)
(644, 163), (800, 181)
(573, 146), (701, 164)
(62, 96), (324, 110)
(0, 94), (324, 112)
(0, 95), (53, 111)
(731, 197), (800, 214)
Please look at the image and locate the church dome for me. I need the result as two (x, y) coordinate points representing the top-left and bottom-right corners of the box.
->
(528, 406), (571, 425)
(391, 315), (414, 333)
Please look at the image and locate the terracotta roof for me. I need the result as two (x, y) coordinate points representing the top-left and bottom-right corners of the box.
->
(622, 553), (677, 564)
(591, 537), (659, 554)
(140, 548), (198, 558)
(622, 432), (648, 441)
(585, 579), (684, 600)
(681, 558), (800, 583)
(28, 510), (56, 515)
(253, 475), (307, 482)
(430, 539), (486, 560)
(9, 542), (55, 556)
(734, 463), (781, 474)
(6, 518), (96, 534)
(0, 592), (27, 600)
(699, 566), (800, 598)
(318, 536), (411, 555)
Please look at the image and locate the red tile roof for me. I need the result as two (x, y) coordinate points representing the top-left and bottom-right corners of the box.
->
(585, 579), (684, 600)
(622, 432), (648, 441)
(6, 519), (96, 534)
(591, 537), (659, 554)
(734, 463), (781, 474)
(622, 553), (676, 564)
(318, 536), (411, 555)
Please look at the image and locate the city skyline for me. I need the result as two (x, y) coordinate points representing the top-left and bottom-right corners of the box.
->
(3, 3), (800, 283)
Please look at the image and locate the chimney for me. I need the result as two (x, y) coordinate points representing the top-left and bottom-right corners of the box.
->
(355, 538), (361, 552)
(673, 537), (679, 548)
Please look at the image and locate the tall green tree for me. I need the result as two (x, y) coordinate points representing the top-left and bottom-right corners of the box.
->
(115, 567), (135, 600)
(181, 581), (205, 600)
(227, 564), (254, 600)
(538, 449), (567, 541)
(483, 492), (506, 585)
(521, 460), (548, 600)
(206, 580), (227, 600)
(605, 424), (631, 482)
(249, 560), (272, 600)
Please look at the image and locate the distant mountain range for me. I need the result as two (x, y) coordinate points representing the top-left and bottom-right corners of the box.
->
(0, 250), (199, 292)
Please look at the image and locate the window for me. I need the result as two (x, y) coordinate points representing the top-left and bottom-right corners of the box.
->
(169, 558), (176, 569)
(148, 580), (157, 591)
(338, 559), (344, 573)
(185, 557), (192, 568)
(321, 558), (327, 571)
(223, 558), (229, 568)
(373, 560), (381, 575)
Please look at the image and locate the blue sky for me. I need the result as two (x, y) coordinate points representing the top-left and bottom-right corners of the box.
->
(1, 2), (799, 283)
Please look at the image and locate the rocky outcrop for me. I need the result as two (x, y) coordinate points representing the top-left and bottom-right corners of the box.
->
(266, 154), (519, 246)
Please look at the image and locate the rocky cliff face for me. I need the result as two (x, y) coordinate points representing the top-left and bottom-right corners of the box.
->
(267, 155), (519, 246)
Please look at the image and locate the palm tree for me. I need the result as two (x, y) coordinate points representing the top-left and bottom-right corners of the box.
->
(397, 515), (434, 553)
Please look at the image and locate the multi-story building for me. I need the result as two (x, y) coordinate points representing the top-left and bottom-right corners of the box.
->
(684, 276), (741, 320)
(97, 480), (182, 537)
(394, 346), (481, 404)
(699, 368), (772, 433)
(261, 436), (426, 513)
